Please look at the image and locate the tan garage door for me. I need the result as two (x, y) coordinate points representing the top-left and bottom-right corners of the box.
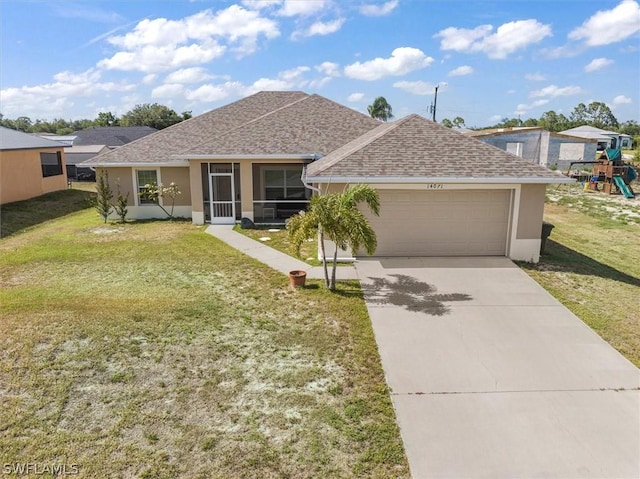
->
(363, 189), (511, 256)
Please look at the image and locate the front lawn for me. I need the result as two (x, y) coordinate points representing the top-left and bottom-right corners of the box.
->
(521, 187), (640, 367)
(0, 192), (408, 478)
(234, 224), (323, 266)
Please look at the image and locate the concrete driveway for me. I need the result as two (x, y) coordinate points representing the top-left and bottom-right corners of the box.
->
(356, 257), (640, 479)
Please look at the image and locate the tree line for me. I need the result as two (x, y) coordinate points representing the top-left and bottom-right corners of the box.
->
(0, 103), (192, 135)
(441, 101), (640, 141)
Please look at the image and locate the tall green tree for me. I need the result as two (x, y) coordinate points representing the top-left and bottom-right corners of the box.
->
(367, 97), (394, 122)
(287, 184), (380, 290)
(95, 111), (120, 127)
(120, 103), (184, 130)
(452, 116), (466, 128)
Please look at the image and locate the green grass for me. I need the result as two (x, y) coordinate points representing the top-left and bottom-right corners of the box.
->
(235, 224), (324, 266)
(521, 189), (640, 367)
(1, 185), (97, 238)
(0, 195), (408, 478)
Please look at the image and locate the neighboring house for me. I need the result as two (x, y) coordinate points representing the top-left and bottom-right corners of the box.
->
(35, 134), (77, 146)
(64, 145), (110, 180)
(0, 127), (68, 205)
(559, 125), (633, 150)
(72, 126), (157, 147)
(466, 127), (597, 170)
(82, 91), (571, 263)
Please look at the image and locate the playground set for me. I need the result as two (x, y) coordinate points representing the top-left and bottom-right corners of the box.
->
(565, 148), (636, 199)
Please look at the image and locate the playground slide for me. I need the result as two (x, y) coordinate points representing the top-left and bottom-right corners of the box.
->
(613, 176), (635, 199)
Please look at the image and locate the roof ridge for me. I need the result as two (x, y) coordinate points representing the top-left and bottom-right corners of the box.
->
(307, 115), (416, 176)
(181, 93), (312, 155)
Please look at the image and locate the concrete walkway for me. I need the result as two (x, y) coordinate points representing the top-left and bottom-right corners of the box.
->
(205, 225), (358, 280)
(356, 257), (640, 479)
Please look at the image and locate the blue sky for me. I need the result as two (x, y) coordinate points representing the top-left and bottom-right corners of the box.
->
(1, 0), (639, 127)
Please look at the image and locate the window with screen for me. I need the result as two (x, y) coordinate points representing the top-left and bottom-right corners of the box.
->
(264, 168), (306, 200)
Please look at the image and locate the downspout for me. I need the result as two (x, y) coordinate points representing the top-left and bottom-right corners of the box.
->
(301, 161), (321, 194)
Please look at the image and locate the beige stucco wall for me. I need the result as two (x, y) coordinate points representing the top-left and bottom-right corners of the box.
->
(160, 167), (191, 206)
(101, 167), (135, 201)
(101, 166), (191, 207)
(516, 184), (546, 239)
(1, 148), (67, 205)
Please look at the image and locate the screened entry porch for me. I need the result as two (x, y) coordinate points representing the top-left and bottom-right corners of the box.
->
(201, 162), (310, 224)
(252, 164), (311, 224)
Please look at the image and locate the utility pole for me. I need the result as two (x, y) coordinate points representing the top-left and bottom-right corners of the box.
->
(429, 82), (446, 122)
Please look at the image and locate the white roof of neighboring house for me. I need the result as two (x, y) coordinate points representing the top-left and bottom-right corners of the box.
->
(466, 127), (596, 143)
(0, 127), (64, 150)
(560, 125), (631, 140)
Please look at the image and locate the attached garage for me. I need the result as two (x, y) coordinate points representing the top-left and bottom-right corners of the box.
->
(366, 189), (511, 256)
(305, 114), (573, 263)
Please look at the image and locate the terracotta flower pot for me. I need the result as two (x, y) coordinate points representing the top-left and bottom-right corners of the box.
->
(289, 270), (307, 288)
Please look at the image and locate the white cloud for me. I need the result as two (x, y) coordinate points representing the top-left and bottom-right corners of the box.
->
(98, 6), (279, 72)
(613, 94), (632, 104)
(515, 99), (549, 115)
(393, 80), (435, 95)
(435, 19), (552, 59)
(0, 69), (135, 117)
(185, 82), (245, 103)
(142, 74), (157, 84)
(165, 67), (214, 84)
(530, 84), (585, 98)
(344, 47), (434, 81)
(488, 114), (503, 122)
(300, 18), (345, 37)
(151, 83), (185, 99)
(541, 44), (584, 59)
(569, 0), (640, 46)
(525, 73), (546, 81)
(278, 0), (329, 16)
(347, 92), (365, 102)
(448, 65), (473, 76)
(584, 57), (614, 72)
(241, 0), (282, 10)
(359, 0), (399, 16)
(315, 61), (340, 77)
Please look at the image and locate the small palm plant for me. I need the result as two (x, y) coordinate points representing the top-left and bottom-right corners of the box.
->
(287, 184), (380, 290)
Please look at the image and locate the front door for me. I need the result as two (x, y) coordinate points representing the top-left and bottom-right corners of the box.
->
(209, 173), (235, 224)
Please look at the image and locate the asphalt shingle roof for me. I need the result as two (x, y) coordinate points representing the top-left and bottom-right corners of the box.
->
(72, 127), (157, 147)
(82, 91), (310, 165)
(0, 127), (64, 151)
(306, 114), (569, 181)
(183, 94), (380, 157)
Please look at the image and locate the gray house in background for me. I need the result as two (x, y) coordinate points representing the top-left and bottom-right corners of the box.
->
(64, 145), (111, 180)
(71, 126), (157, 147)
(61, 127), (158, 180)
(466, 127), (597, 170)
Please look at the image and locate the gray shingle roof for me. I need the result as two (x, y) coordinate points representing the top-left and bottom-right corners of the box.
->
(82, 91), (310, 165)
(182, 94), (380, 157)
(0, 127), (64, 151)
(306, 114), (570, 182)
(72, 127), (157, 147)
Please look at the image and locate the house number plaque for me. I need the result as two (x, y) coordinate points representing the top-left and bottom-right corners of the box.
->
(426, 184), (444, 189)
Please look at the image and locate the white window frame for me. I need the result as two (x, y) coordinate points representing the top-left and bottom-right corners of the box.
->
(132, 168), (162, 206)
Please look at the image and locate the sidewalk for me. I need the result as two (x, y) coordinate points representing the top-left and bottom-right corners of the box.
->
(205, 225), (358, 280)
